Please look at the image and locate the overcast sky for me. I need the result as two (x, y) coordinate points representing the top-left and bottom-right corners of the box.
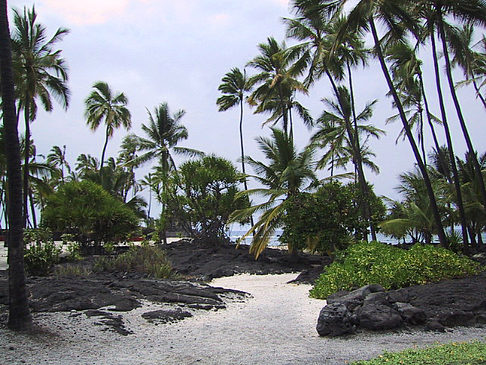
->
(7, 0), (486, 207)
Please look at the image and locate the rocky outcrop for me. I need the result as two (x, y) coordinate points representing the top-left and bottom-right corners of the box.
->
(316, 280), (486, 337)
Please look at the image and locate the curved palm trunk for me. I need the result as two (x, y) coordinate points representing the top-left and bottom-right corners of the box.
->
(239, 100), (254, 227)
(438, 19), (486, 213)
(99, 126), (110, 184)
(430, 33), (469, 246)
(369, 17), (447, 246)
(347, 61), (376, 241)
(0, 0), (32, 330)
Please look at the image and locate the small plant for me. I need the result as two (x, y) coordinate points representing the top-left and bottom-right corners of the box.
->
(310, 241), (482, 299)
(103, 242), (116, 255)
(54, 264), (91, 277)
(94, 245), (172, 278)
(61, 233), (81, 261)
(23, 228), (61, 276)
(352, 340), (486, 365)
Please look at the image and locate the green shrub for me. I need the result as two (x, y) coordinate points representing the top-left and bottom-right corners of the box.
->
(310, 241), (482, 299)
(94, 245), (172, 279)
(352, 341), (486, 365)
(23, 229), (61, 276)
(42, 180), (139, 246)
(61, 233), (81, 261)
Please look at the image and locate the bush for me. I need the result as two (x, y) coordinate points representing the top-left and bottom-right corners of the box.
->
(42, 180), (139, 246)
(281, 182), (385, 255)
(352, 341), (486, 365)
(94, 245), (172, 279)
(310, 241), (482, 299)
(23, 228), (61, 276)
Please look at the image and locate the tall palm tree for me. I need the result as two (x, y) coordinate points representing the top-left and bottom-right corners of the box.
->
(247, 37), (309, 138)
(230, 128), (317, 258)
(386, 40), (470, 244)
(134, 102), (202, 242)
(84, 81), (131, 176)
(335, 0), (448, 246)
(11, 6), (70, 227)
(217, 67), (252, 191)
(0, 0), (32, 330)
(416, 0), (486, 212)
(75, 153), (99, 178)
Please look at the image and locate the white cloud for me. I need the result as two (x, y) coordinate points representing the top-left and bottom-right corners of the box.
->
(41, 0), (131, 25)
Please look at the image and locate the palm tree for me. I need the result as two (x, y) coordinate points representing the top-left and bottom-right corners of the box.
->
(230, 128), (317, 258)
(315, 85), (383, 239)
(0, 0), (32, 330)
(217, 67), (252, 192)
(247, 37), (309, 138)
(386, 40), (470, 244)
(335, 0), (448, 246)
(47, 145), (70, 184)
(84, 81), (131, 175)
(416, 0), (486, 212)
(450, 24), (486, 110)
(75, 153), (99, 178)
(11, 6), (70, 227)
(133, 102), (202, 243)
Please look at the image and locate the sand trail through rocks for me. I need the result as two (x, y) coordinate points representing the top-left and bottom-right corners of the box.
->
(1, 273), (486, 365)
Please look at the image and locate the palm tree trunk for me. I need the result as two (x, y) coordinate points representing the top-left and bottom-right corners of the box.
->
(438, 19), (486, 212)
(239, 100), (254, 227)
(471, 75), (486, 110)
(100, 126), (110, 174)
(347, 61), (376, 241)
(369, 17), (447, 246)
(418, 72), (442, 158)
(430, 33), (469, 246)
(0, 0), (32, 330)
(28, 189), (37, 228)
(22, 103), (30, 228)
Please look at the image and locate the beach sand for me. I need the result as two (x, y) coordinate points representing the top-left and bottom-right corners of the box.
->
(1, 272), (486, 364)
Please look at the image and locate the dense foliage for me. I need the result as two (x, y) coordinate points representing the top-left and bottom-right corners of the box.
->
(352, 341), (486, 365)
(281, 182), (385, 254)
(23, 228), (60, 276)
(165, 156), (249, 243)
(41, 180), (139, 246)
(310, 241), (482, 299)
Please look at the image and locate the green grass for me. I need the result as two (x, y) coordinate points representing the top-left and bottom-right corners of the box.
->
(310, 241), (482, 299)
(94, 245), (173, 279)
(351, 340), (486, 364)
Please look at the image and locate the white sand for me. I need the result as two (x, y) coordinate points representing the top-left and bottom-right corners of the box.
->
(1, 272), (486, 365)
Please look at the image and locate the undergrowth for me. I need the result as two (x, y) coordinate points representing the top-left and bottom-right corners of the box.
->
(94, 245), (172, 279)
(310, 241), (482, 299)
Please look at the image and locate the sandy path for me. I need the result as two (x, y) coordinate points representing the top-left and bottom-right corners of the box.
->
(1, 273), (486, 365)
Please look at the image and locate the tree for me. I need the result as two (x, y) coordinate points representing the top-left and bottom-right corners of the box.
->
(416, 0), (486, 212)
(47, 145), (70, 184)
(133, 102), (201, 242)
(42, 180), (139, 247)
(84, 81), (131, 175)
(336, 0), (448, 246)
(0, 0), (32, 330)
(247, 37), (309, 138)
(11, 6), (69, 227)
(313, 85), (383, 240)
(217, 67), (252, 193)
(165, 156), (249, 243)
(230, 128), (317, 258)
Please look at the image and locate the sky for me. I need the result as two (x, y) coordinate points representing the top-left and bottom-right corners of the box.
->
(7, 0), (486, 213)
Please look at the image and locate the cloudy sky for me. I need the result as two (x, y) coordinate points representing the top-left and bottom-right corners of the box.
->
(7, 0), (486, 205)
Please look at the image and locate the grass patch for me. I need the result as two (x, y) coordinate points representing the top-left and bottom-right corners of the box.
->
(54, 264), (91, 277)
(94, 245), (172, 279)
(351, 340), (486, 365)
(310, 241), (482, 299)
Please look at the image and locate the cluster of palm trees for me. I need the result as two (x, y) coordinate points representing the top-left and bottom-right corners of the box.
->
(218, 0), (486, 252)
